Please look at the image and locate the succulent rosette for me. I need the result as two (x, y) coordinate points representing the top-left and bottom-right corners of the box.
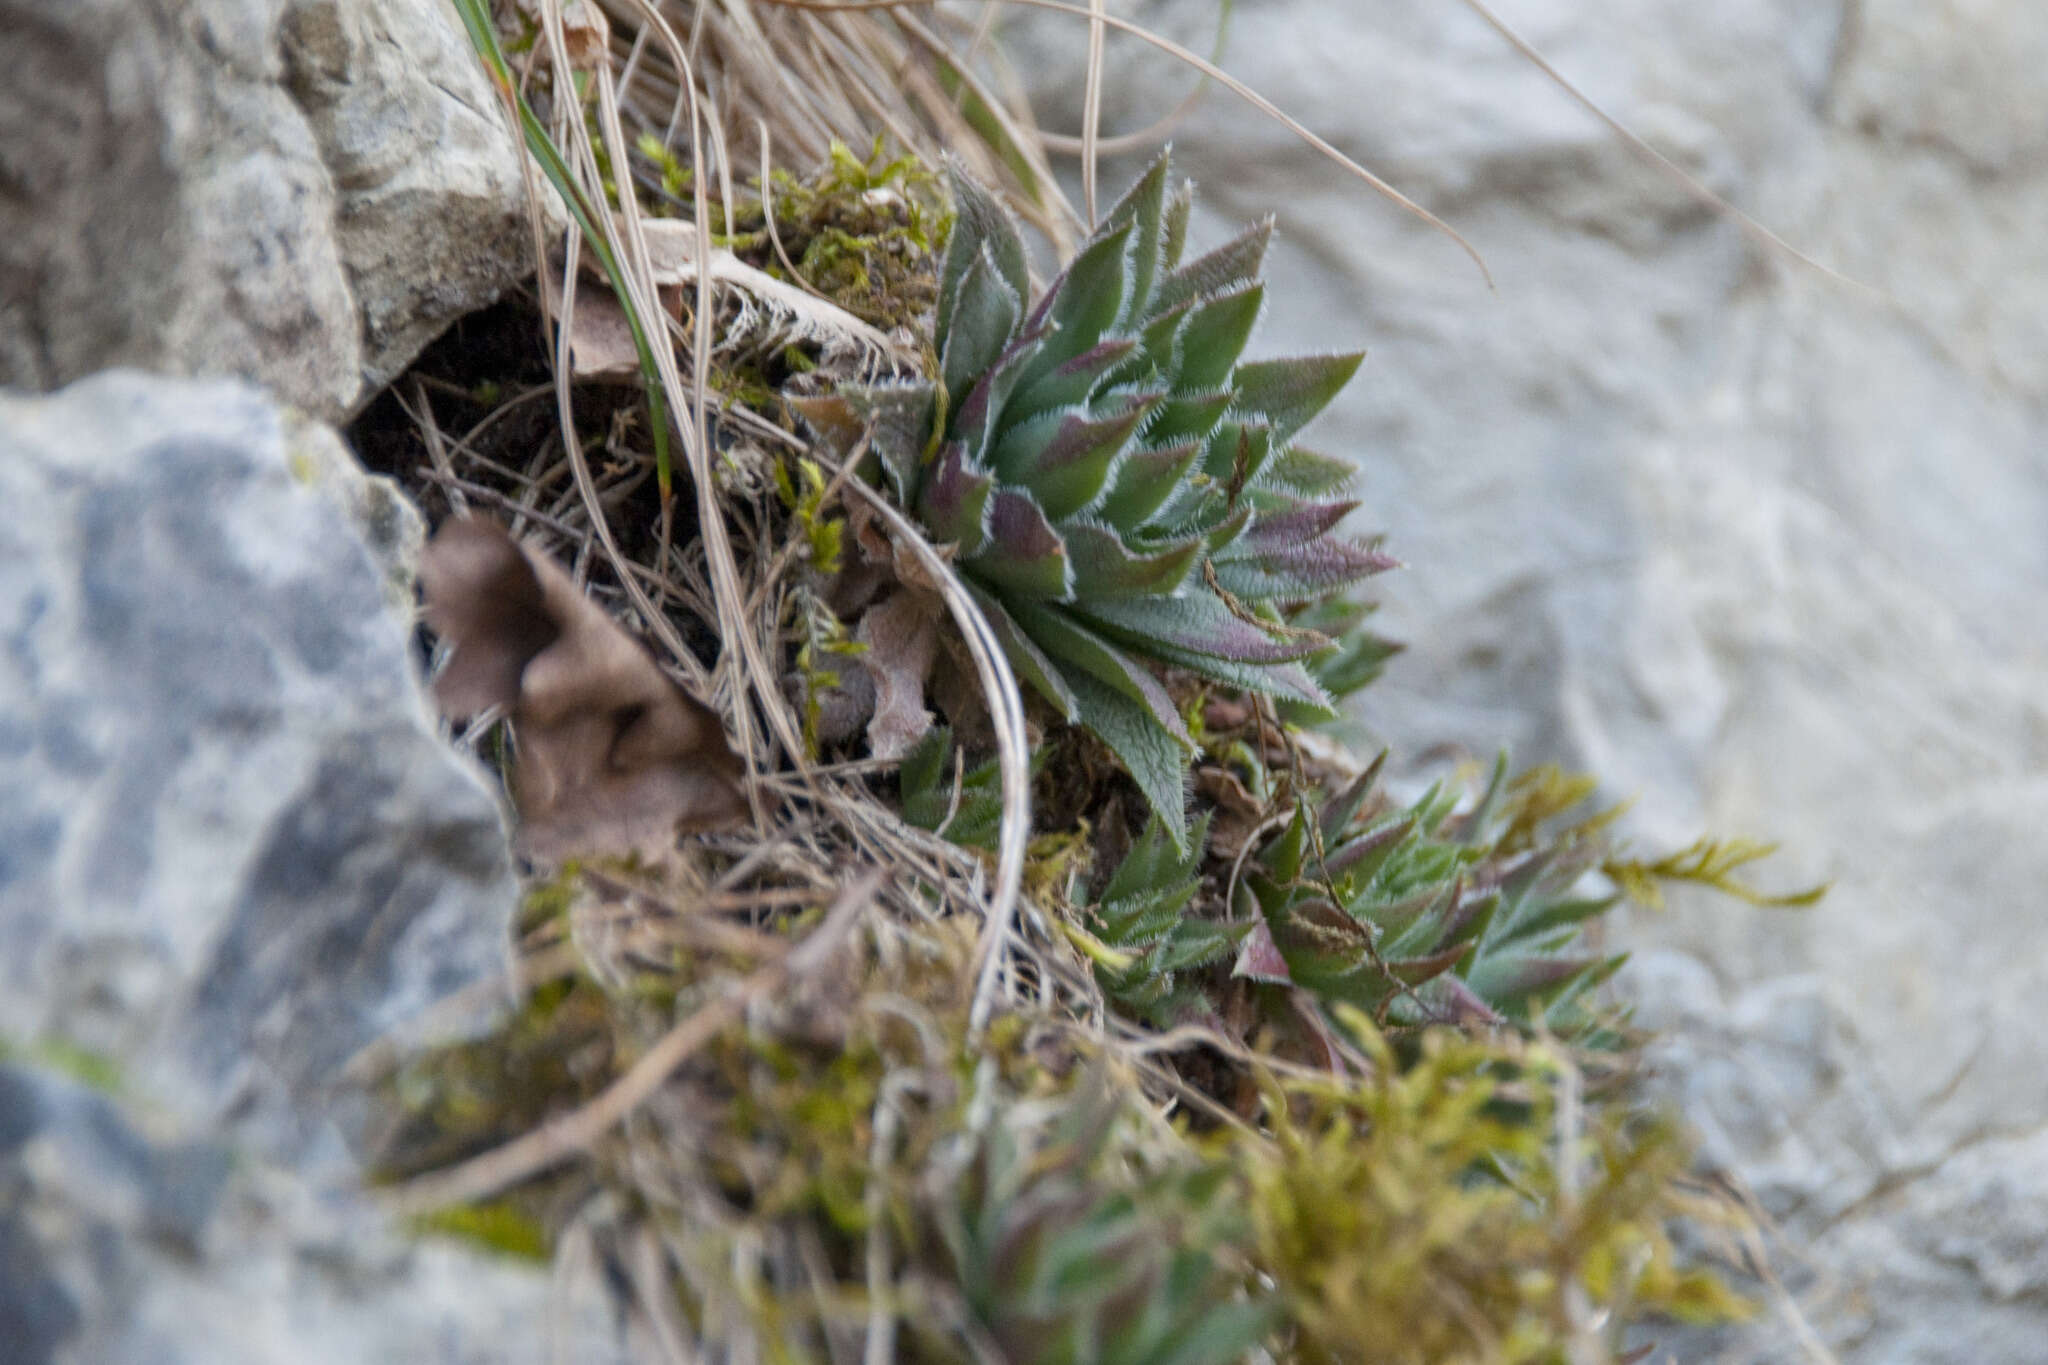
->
(800, 153), (1395, 846)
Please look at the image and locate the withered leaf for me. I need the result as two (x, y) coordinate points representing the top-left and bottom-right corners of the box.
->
(420, 516), (746, 862)
(856, 588), (940, 761)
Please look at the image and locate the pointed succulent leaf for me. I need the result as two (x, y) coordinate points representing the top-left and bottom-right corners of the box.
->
(939, 158), (1030, 341)
(1384, 940), (1475, 987)
(969, 587), (1077, 721)
(1138, 644), (1337, 715)
(1151, 216), (1273, 317)
(1021, 222), (1133, 381)
(916, 442), (994, 553)
(1266, 444), (1359, 496)
(1007, 336), (1139, 421)
(1200, 420), (1276, 491)
(1099, 148), (1172, 320)
(1077, 591), (1321, 665)
(1231, 351), (1365, 447)
(1066, 670), (1190, 852)
(1148, 390), (1232, 448)
(1103, 808), (1206, 905)
(967, 488), (1072, 599)
(1097, 441), (1202, 533)
(1007, 599), (1189, 745)
(1059, 521), (1202, 598)
(1539, 954), (1628, 1030)
(1325, 815), (1416, 885)
(952, 321), (1050, 464)
(942, 245), (1023, 408)
(1210, 505), (1398, 599)
(1233, 921), (1293, 984)
(1175, 284), (1264, 392)
(1159, 180), (1194, 275)
(1315, 765), (1386, 849)
(990, 397), (1155, 520)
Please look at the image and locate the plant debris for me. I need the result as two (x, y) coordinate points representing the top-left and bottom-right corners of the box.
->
(420, 515), (746, 863)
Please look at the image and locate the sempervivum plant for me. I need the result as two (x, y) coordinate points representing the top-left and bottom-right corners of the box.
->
(798, 153), (1395, 846)
(1236, 758), (1627, 1040)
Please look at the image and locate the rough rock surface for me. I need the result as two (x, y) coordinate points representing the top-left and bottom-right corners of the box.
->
(1019, 2), (2048, 1360)
(0, 1062), (576, 1365)
(0, 373), (589, 1362)
(0, 0), (534, 420)
(0, 370), (519, 1159)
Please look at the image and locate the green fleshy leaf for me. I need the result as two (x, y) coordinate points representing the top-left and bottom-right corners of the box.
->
(1006, 336), (1139, 421)
(1176, 284), (1264, 392)
(939, 158), (1030, 341)
(1231, 351), (1365, 447)
(990, 398), (1155, 520)
(1021, 222), (1132, 381)
(1097, 441), (1202, 533)
(1159, 180), (1194, 275)
(1199, 420), (1274, 489)
(941, 245), (1023, 409)
(1102, 809), (1204, 905)
(1099, 148), (1171, 321)
(1076, 590), (1319, 665)
(1067, 671), (1191, 853)
(951, 323), (1048, 464)
(1059, 521), (1202, 598)
(916, 443), (994, 553)
(1006, 599), (1189, 744)
(1129, 640), (1338, 715)
(966, 488), (1071, 599)
(1148, 390), (1232, 448)
(969, 587), (1077, 720)
(1152, 216), (1273, 317)
(1266, 444), (1359, 496)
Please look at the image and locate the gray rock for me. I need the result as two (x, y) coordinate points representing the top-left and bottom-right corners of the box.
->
(0, 0), (534, 420)
(0, 372), (620, 1364)
(1016, 2), (2048, 1359)
(0, 371), (517, 1166)
(0, 1060), (574, 1365)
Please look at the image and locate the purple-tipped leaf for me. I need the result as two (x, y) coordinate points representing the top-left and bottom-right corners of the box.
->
(951, 321), (1049, 464)
(1077, 591), (1321, 664)
(1058, 521), (1202, 598)
(991, 397), (1156, 521)
(1152, 216), (1274, 317)
(1022, 221), (1132, 379)
(965, 488), (1072, 600)
(915, 442), (994, 553)
(1007, 599), (1190, 745)
(1007, 335), (1138, 421)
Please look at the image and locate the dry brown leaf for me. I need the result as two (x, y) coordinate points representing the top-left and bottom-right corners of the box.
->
(536, 270), (647, 382)
(855, 588), (941, 761)
(420, 517), (746, 863)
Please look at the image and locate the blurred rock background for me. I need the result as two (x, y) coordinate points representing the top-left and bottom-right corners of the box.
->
(1018, 1), (2048, 1359)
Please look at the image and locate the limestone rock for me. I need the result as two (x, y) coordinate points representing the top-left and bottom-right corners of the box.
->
(0, 1062), (577, 1365)
(0, 0), (534, 420)
(0, 371), (517, 1164)
(1017, 2), (2048, 1359)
